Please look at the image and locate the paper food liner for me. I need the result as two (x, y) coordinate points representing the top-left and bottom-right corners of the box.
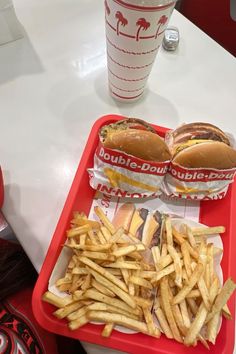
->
(163, 162), (236, 200)
(88, 143), (170, 198)
(48, 199), (223, 335)
(48, 192), (202, 334)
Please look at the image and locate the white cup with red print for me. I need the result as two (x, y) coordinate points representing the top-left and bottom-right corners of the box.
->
(104, 0), (176, 102)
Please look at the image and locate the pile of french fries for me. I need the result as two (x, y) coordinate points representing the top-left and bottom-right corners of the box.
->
(43, 206), (236, 347)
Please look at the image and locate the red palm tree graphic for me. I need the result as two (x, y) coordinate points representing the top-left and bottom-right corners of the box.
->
(136, 18), (150, 41)
(115, 11), (128, 35)
(155, 15), (168, 38)
(104, 0), (110, 16)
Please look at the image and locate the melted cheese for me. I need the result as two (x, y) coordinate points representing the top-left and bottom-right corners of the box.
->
(174, 139), (213, 156)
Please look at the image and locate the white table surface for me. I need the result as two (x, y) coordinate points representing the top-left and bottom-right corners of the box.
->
(0, 0), (236, 353)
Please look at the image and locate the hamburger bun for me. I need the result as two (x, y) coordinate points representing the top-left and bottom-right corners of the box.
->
(172, 141), (236, 169)
(100, 118), (171, 162)
(166, 122), (230, 154)
(166, 122), (236, 169)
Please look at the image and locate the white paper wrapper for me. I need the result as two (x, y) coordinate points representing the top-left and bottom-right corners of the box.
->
(163, 162), (236, 200)
(88, 143), (170, 198)
(104, 0), (176, 101)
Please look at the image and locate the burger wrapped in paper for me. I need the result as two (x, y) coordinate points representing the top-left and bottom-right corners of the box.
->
(163, 122), (236, 200)
(88, 118), (171, 198)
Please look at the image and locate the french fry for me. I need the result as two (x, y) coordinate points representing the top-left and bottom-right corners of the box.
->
(151, 264), (176, 284)
(87, 229), (98, 245)
(88, 269), (137, 308)
(191, 225), (225, 236)
(133, 296), (153, 308)
(82, 251), (115, 261)
(160, 277), (182, 343)
(207, 311), (221, 344)
(55, 277), (72, 287)
(67, 306), (88, 321)
(161, 243), (168, 257)
(110, 228), (125, 243)
(68, 315), (88, 330)
(209, 277), (220, 304)
(143, 307), (156, 335)
(198, 334), (210, 350)
(138, 271), (157, 279)
(129, 276), (153, 289)
(69, 244), (112, 251)
(94, 206), (115, 234)
(165, 217), (173, 246)
(222, 303), (232, 320)
(106, 268), (122, 276)
(79, 256), (128, 292)
(81, 273), (91, 291)
(179, 299), (191, 328)
(206, 278), (236, 323)
(154, 307), (173, 339)
(67, 225), (90, 238)
(197, 276), (211, 311)
(186, 225), (196, 248)
(83, 288), (140, 315)
(128, 251), (143, 260)
(87, 311), (160, 337)
(207, 243), (214, 285)
(173, 227), (199, 260)
(184, 303), (208, 346)
(86, 302), (139, 320)
(101, 226), (111, 242)
(102, 323), (114, 337)
(80, 234), (87, 246)
(72, 267), (89, 275)
(181, 242), (191, 279)
(42, 291), (72, 308)
(69, 274), (83, 293)
(103, 261), (141, 270)
(152, 246), (160, 271)
(91, 279), (115, 297)
(53, 301), (84, 319)
(158, 254), (174, 269)
(96, 230), (107, 244)
(71, 217), (100, 229)
(112, 244), (145, 258)
(173, 263), (204, 305)
(172, 303), (187, 336)
(72, 290), (85, 300)
(186, 298), (198, 316)
(128, 281), (135, 296)
(167, 244), (182, 288)
(186, 290), (201, 299)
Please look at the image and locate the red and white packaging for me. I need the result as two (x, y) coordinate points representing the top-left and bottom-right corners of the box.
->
(88, 142), (170, 198)
(163, 163), (236, 200)
(105, 0), (176, 102)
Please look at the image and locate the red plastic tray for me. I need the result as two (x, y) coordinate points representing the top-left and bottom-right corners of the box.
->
(32, 115), (236, 354)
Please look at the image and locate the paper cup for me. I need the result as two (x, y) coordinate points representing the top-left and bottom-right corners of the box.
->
(104, 0), (176, 102)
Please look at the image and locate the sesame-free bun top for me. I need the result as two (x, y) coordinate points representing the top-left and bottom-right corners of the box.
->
(172, 141), (236, 169)
(100, 118), (171, 162)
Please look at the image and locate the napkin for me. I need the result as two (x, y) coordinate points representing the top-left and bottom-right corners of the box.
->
(0, 0), (24, 46)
